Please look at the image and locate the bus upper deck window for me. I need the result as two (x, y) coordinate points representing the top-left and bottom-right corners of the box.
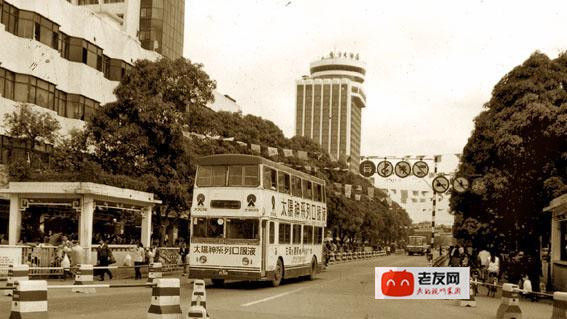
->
(314, 184), (322, 202)
(278, 171), (290, 194)
(196, 167), (212, 186)
(244, 166), (259, 186)
(303, 180), (313, 200)
(263, 167), (277, 190)
(212, 166), (226, 186)
(292, 176), (302, 197)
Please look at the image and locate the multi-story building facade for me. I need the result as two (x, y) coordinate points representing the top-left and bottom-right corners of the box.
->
(0, 0), (161, 160)
(73, 0), (185, 60)
(295, 52), (366, 172)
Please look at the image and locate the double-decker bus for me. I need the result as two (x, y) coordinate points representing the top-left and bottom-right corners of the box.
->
(188, 154), (327, 287)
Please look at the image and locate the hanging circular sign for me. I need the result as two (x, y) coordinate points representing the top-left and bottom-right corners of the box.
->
(432, 175), (450, 193)
(452, 176), (470, 193)
(376, 160), (394, 177)
(412, 161), (429, 178)
(359, 160), (376, 178)
(394, 161), (412, 178)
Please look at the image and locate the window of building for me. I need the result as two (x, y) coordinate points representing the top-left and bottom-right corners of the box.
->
(269, 221), (275, 244)
(278, 223), (291, 244)
(303, 180), (313, 200)
(277, 171), (290, 194)
(292, 224), (302, 244)
(292, 176), (302, 197)
(0, 68), (15, 100)
(67, 37), (84, 62)
(16, 10), (34, 39)
(2, 2), (18, 34)
(303, 225), (313, 244)
(263, 166), (277, 191)
(14, 74), (30, 103)
(56, 90), (67, 117)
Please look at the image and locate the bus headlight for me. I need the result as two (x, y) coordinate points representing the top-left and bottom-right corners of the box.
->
(199, 256), (207, 264)
(242, 257), (250, 266)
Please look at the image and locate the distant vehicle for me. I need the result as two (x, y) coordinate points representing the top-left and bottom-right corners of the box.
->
(406, 236), (427, 256)
(188, 154), (327, 287)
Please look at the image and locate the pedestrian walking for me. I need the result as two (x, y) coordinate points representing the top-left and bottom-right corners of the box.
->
(96, 240), (114, 281)
(134, 242), (145, 280)
(179, 242), (189, 276)
(449, 245), (461, 267)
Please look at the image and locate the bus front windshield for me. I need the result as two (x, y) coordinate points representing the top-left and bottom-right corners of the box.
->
(196, 165), (259, 187)
(409, 237), (424, 245)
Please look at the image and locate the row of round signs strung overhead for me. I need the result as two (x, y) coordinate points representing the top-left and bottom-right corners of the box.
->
(358, 160), (470, 194)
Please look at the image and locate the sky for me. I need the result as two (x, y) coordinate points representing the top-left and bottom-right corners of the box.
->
(184, 0), (566, 158)
(183, 0), (566, 225)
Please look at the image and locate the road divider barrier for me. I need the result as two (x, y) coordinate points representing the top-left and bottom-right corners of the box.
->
(148, 262), (163, 283)
(188, 279), (209, 319)
(147, 278), (182, 319)
(72, 264), (95, 294)
(552, 291), (567, 319)
(497, 283), (522, 319)
(327, 250), (387, 266)
(4, 264), (29, 297)
(9, 279), (48, 319)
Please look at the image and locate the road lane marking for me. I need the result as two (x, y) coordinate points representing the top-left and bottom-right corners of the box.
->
(241, 287), (306, 307)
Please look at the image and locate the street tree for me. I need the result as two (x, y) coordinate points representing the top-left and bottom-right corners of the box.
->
(451, 52), (567, 289)
(88, 58), (216, 238)
(3, 103), (60, 167)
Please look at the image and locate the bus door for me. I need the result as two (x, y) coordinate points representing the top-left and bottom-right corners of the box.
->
(261, 220), (268, 276)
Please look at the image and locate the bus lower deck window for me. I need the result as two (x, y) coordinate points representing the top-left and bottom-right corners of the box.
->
(192, 218), (224, 238)
(292, 224), (301, 244)
(226, 219), (259, 239)
(278, 223), (291, 244)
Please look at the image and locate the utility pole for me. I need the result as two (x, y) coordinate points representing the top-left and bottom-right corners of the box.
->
(431, 157), (438, 251)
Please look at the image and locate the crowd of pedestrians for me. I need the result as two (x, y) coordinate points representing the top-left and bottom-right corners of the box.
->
(448, 245), (540, 300)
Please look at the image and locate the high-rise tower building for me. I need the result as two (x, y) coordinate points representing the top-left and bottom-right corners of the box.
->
(74, 0), (185, 59)
(295, 52), (366, 171)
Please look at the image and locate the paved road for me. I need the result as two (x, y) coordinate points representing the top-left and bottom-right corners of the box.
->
(0, 254), (554, 318)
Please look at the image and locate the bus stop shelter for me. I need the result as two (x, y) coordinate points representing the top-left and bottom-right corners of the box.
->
(0, 182), (161, 264)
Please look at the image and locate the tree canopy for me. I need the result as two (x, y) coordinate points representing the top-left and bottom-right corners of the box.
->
(451, 52), (567, 287)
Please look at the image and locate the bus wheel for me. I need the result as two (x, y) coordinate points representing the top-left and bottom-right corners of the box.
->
(212, 279), (225, 287)
(308, 257), (317, 280)
(271, 259), (283, 287)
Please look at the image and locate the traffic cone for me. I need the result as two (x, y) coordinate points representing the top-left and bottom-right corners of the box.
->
(9, 280), (48, 319)
(147, 278), (182, 319)
(4, 264), (28, 297)
(552, 291), (567, 319)
(148, 262), (163, 283)
(72, 264), (95, 293)
(496, 283), (522, 319)
(188, 279), (209, 319)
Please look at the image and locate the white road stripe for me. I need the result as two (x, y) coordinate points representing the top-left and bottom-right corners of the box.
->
(241, 287), (306, 307)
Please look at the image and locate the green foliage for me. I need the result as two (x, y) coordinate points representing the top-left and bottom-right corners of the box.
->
(88, 58), (216, 215)
(3, 103), (61, 166)
(451, 52), (567, 288)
